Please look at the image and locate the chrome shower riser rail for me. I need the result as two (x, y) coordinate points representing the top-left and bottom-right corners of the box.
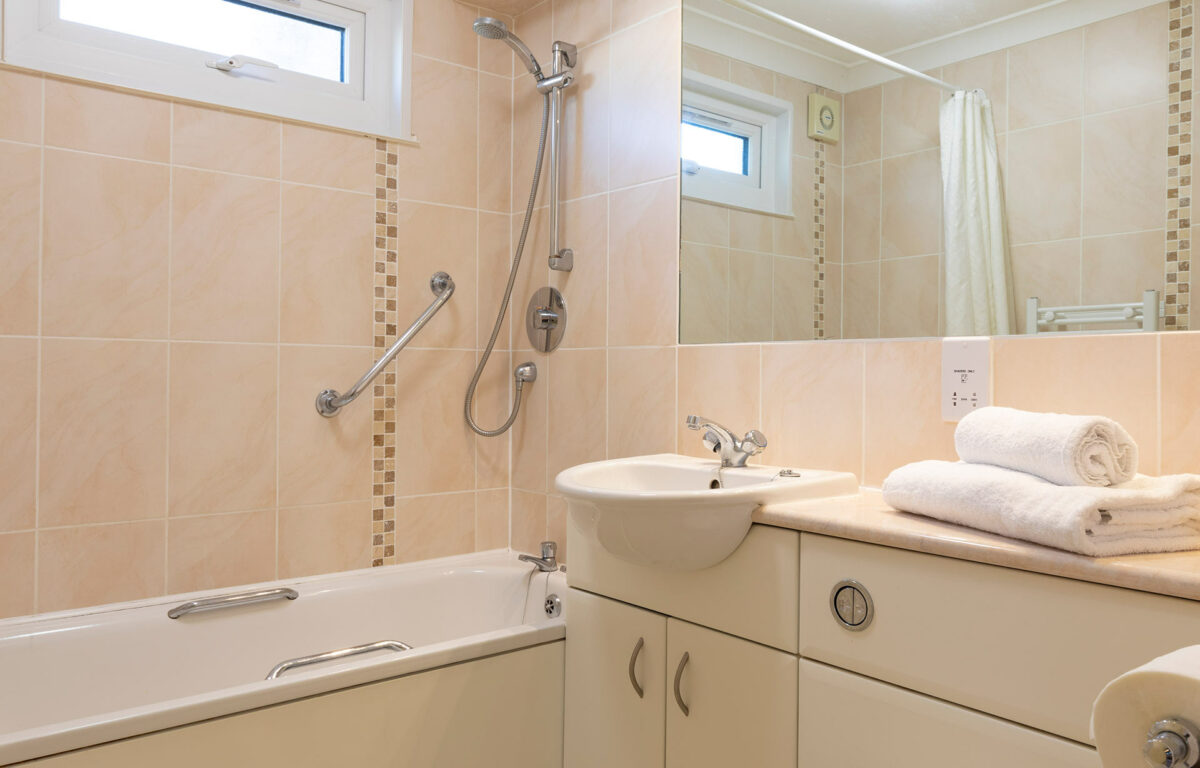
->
(316, 271), (455, 417)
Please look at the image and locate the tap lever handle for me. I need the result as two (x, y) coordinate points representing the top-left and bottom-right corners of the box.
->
(540, 541), (557, 559)
(743, 430), (768, 450)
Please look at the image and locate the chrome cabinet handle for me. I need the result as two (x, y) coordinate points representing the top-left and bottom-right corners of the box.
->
(673, 651), (690, 717)
(266, 639), (413, 680)
(628, 637), (645, 698)
(167, 587), (298, 619)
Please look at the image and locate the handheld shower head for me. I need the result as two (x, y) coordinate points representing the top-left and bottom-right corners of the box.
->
(473, 16), (542, 78)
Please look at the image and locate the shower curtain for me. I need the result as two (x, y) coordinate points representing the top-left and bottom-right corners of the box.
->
(940, 90), (1014, 336)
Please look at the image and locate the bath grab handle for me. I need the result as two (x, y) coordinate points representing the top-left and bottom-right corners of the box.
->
(315, 272), (455, 417)
(266, 639), (414, 680)
(673, 652), (690, 717)
(628, 637), (645, 698)
(167, 587), (298, 619)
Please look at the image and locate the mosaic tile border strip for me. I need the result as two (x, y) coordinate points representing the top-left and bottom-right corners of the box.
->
(813, 132), (827, 340)
(1167, 0), (1193, 330)
(372, 139), (400, 567)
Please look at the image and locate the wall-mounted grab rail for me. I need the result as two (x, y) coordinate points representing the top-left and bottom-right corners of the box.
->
(316, 272), (455, 417)
(266, 639), (414, 680)
(167, 587), (298, 619)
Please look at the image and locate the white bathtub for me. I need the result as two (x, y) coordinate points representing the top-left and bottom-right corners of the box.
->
(0, 551), (566, 766)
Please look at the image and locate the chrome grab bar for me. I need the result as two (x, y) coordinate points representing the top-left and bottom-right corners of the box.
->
(315, 272), (455, 417)
(266, 639), (414, 680)
(167, 587), (298, 619)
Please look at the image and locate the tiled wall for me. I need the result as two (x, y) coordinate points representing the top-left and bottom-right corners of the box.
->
(842, 3), (1172, 336)
(677, 45), (844, 343)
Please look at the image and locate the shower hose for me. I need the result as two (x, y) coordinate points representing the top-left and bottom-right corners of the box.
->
(464, 91), (550, 437)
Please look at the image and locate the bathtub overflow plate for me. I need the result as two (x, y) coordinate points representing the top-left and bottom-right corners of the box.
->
(544, 593), (562, 618)
(830, 579), (873, 631)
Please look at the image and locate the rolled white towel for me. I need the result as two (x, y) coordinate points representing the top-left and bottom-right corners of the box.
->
(882, 460), (1200, 557)
(955, 406), (1138, 486)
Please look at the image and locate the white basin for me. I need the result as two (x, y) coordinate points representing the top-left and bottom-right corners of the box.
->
(555, 454), (858, 570)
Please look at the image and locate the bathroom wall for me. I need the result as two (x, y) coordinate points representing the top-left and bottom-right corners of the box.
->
(0, 0), (524, 619)
(840, 3), (1171, 336)
(677, 45), (844, 344)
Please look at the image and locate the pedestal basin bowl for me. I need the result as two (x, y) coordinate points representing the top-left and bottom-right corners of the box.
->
(555, 454), (858, 570)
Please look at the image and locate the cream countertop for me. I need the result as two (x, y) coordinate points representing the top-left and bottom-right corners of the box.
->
(755, 490), (1200, 603)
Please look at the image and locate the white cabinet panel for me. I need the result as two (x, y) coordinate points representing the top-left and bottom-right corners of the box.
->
(666, 618), (797, 768)
(565, 589), (666, 768)
(798, 660), (1098, 768)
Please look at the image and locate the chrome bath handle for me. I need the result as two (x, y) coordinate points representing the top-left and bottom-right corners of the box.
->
(673, 652), (690, 716)
(628, 637), (645, 698)
(167, 587), (298, 619)
(266, 639), (414, 680)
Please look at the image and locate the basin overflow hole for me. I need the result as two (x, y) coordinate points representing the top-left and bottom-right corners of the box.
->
(709, 479), (721, 489)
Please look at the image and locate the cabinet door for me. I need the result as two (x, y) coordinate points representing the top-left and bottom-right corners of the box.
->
(665, 618), (797, 768)
(565, 588), (667, 768)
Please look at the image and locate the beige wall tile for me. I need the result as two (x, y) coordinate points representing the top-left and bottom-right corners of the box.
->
(394, 350), (476, 494)
(825, 263), (843, 339)
(44, 79), (169, 161)
(843, 162), (881, 263)
(39, 522), (165, 612)
(511, 349), (549, 491)
(167, 510), (276, 593)
(609, 9), (680, 188)
(729, 209), (773, 254)
(1009, 29), (1083, 129)
(993, 334), (1159, 472)
(1006, 121), (1082, 245)
(842, 262), (880, 339)
(880, 255), (940, 338)
(1010, 240), (1082, 333)
(169, 343), (276, 517)
(843, 86), (881, 165)
(42, 150), (169, 338)
(0, 533), (34, 619)
(0, 142), (40, 335)
(881, 76), (941, 157)
(863, 340), (957, 486)
(554, 0), (611, 48)
(280, 124), (375, 194)
(171, 169), (280, 343)
(479, 73), (514, 213)
(553, 194), (608, 348)
(547, 495), (568, 561)
(613, 0), (674, 31)
(396, 56), (478, 208)
(682, 44), (729, 80)
(0, 339), (36, 533)
(278, 346), (373, 506)
(473, 349), (513, 489)
(676, 344), (760, 458)
(771, 256), (814, 341)
(730, 251), (773, 342)
(730, 60), (774, 94)
(40, 340), (167, 526)
(1082, 230), (1165, 305)
(774, 155), (816, 259)
(475, 489), (509, 550)
(478, 213), (515, 350)
(280, 184), (374, 346)
(548, 349), (607, 479)
(278, 501), (372, 578)
(1082, 103), (1166, 236)
(680, 243), (729, 344)
(394, 492), (476, 563)
(609, 178), (679, 346)
(827, 163), (843, 264)
(515, 0), (553, 59)
(761, 342), (863, 475)
(774, 77), (818, 157)
(1162, 333), (1200, 474)
(1084, 5), (1168, 114)
(881, 149), (940, 260)
(173, 105), (280, 178)
(394, 200), (477, 349)
(413, 0), (478, 68)
(562, 38), (611, 200)
(511, 490), (547, 553)
(681, 199), (730, 247)
(512, 57), (551, 212)
(943, 51), (1008, 133)
(608, 347), (676, 458)
(0, 69), (43, 144)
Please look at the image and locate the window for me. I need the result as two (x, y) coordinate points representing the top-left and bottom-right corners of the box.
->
(681, 70), (792, 216)
(2, 0), (413, 139)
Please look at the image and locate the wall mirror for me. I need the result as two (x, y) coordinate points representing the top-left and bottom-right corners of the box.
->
(679, 0), (1189, 343)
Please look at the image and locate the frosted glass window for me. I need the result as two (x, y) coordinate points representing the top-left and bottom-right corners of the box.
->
(681, 120), (750, 176)
(58, 0), (348, 82)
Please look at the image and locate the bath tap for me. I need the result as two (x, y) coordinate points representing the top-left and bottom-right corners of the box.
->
(519, 541), (559, 572)
(685, 415), (768, 468)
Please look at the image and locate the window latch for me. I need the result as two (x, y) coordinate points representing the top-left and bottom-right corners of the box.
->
(206, 54), (280, 73)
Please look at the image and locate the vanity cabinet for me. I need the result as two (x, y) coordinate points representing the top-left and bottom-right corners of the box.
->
(565, 589), (797, 768)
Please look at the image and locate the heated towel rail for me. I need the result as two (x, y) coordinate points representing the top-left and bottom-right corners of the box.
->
(1025, 290), (1161, 335)
(316, 272), (455, 417)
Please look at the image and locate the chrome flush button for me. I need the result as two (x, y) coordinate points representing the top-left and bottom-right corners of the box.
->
(830, 579), (874, 631)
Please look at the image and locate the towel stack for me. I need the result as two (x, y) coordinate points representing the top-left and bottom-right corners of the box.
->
(882, 406), (1200, 557)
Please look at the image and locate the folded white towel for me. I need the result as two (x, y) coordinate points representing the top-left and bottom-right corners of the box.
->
(882, 460), (1200, 557)
(955, 406), (1138, 486)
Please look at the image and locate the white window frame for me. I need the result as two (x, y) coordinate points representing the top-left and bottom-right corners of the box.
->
(682, 69), (792, 217)
(0, 0), (414, 140)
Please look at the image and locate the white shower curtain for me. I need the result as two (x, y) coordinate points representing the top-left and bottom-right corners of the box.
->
(940, 90), (1014, 336)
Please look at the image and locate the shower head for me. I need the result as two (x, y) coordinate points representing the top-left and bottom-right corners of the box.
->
(473, 17), (542, 78)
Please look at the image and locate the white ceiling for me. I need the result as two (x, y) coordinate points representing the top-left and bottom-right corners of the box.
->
(686, 0), (1060, 63)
